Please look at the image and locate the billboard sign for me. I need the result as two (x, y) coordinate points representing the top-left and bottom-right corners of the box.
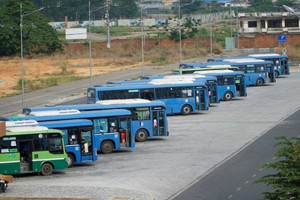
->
(65, 28), (87, 40)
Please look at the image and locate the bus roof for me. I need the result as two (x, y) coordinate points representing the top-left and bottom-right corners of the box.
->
(1, 109), (132, 122)
(4, 128), (63, 136)
(194, 70), (244, 76)
(148, 79), (195, 85)
(6, 126), (49, 132)
(248, 53), (288, 58)
(89, 80), (207, 91)
(194, 70), (234, 74)
(23, 100), (166, 115)
(173, 65), (239, 72)
(248, 53), (280, 57)
(141, 75), (216, 82)
(30, 109), (81, 116)
(224, 60), (274, 64)
(38, 119), (93, 129)
(222, 58), (261, 62)
(5, 119), (39, 127)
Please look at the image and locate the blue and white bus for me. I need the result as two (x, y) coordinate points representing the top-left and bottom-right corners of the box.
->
(207, 53), (289, 78)
(248, 53), (290, 77)
(140, 75), (220, 105)
(87, 79), (209, 115)
(23, 99), (169, 142)
(193, 70), (247, 101)
(1, 109), (134, 154)
(6, 119), (98, 168)
(222, 59), (276, 86)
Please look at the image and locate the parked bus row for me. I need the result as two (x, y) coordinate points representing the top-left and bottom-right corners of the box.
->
(0, 53), (289, 177)
(0, 100), (170, 175)
(176, 59), (277, 87)
(206, 53), (290, 78)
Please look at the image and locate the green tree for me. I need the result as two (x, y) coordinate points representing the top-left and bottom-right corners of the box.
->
(110, 0), (138, 19)
(255, 136), (300, 200)
(251, 0), (274, 12)
(275, 0), (296, 9)
(31, 0), (139, 21)
(0, 0), (62, 56)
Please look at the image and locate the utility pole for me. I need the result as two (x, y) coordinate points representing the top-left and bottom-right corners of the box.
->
(141, 0), (145, 77)
(89, 1), (93, 87)
(106, 0), (111, 49)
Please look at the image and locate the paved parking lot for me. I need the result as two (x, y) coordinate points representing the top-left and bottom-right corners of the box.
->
(1, 70), (300, 200)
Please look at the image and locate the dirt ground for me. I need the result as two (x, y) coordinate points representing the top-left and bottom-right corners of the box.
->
(0, 58), (142, 98)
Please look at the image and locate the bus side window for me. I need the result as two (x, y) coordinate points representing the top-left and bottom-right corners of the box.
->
(93, 118), (108, 134)
(246, 65), (255, 73)
(0, 137), (17, 153)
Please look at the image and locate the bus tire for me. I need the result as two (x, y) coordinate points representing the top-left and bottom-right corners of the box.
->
(40, 163), (53, 176)
(223, 91), (233, 101)
(275, 71), (279, 78)
(256, 78), (264, 86)
(0, 182), (6, 192)
(66, 153), (75, 168)
(181, 105), (192, 115)
(101, 140), (114, 154)
(135, 129), (148, 142)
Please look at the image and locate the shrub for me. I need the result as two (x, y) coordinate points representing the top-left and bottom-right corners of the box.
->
(255, 136), (300, 200)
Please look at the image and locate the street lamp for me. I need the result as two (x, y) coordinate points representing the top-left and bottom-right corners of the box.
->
(88, 1), (107, 87)
(178, 0), (195, 63)
(20, 4), (44, 108)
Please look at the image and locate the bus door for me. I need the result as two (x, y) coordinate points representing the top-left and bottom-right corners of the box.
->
(207, 81), (218, 104)
(19, 140), (33, 173)
(235, 75), (246, 97)
(195, 86), (207, 111)
(282, 58), (289, 75)
(152, 107), (166, 136)
(79, 128), (93, 162)
(119, 117), (133, 148)
(140, 89), (154, 100)
(266, 64), (276, 83)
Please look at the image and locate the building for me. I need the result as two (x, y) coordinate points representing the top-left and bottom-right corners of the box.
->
(238, 12), (300, 35)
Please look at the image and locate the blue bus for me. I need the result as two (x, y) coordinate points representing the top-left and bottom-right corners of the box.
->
(140, 75), (220, 105)
(1, 109), (134, 154)
(207, 54), (289, 78)
(6, 119), (98, 168)
(222, 59), (276, 86)
(87, 79), (209, 115)
(248, 54), (290, 77)
(22, 99), (169, 142)
(193, 70), (247, 101)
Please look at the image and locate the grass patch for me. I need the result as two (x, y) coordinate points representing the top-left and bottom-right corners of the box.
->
(17, 76), (84, 93)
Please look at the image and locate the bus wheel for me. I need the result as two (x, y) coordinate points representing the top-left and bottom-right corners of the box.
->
(101, 140), (113, 154)
(41, 163), (53, 176)
(256, 78), (264, 86)
(275, 71), (279, 78)
(223, 91), (233, 101)
(66, 153), (75, 168)
(181, 105), (192, 115)
(135, 129), (148, 142)
(0, 182), (6, 192)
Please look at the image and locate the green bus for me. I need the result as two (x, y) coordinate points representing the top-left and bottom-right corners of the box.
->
(0, 126), (68, 176)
